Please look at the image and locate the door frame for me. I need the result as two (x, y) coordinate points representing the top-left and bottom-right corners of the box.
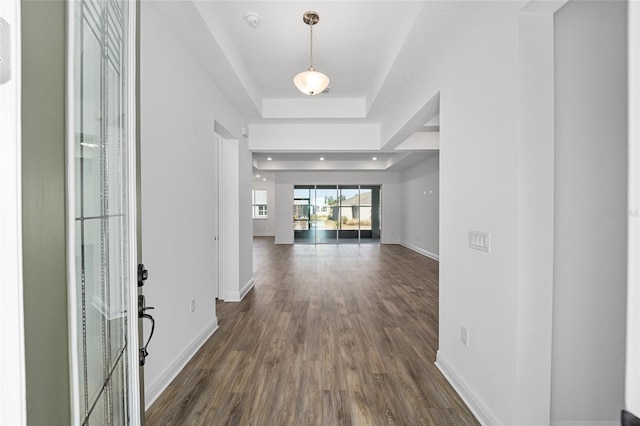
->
(213, 133), (222, 300)
(627, 0), (640, 418)
(65, 0), (141, 423)
(0, 0), (26, 424)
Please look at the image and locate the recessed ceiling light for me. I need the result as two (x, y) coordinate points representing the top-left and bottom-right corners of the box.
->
(267, 157), (272, 161)
(319, 157), (325, 161)
(256, 174), (260, 178)
(372, 157), (377, 161)
(262, 178), (266, 181)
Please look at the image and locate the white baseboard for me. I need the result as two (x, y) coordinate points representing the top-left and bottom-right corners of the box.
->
(253, 232), (275, 237)
(240, 277), (255, 300)
(274, 238), (293, 244)
(435, 352), (500, 425)
(223, 277), (255, 302)
(144, 317), (219, 410)
(551, 422), (618, 426)
(400, 242), (439, 261)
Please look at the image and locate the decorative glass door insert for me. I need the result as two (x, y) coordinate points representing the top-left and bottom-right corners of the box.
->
(68, 0), (140, 424)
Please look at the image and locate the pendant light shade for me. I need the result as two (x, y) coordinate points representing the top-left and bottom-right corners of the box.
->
(293, 67), (330, 96)
(293, 11), (330, 96)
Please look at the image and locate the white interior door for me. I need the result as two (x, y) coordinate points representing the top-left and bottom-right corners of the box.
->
(213, 134), (220, 299)
(214, 133), (222, 300)
(67, 0), (140, 424)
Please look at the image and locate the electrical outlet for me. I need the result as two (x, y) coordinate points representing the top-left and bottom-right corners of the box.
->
(469, 231), (490, 252)
(190, 299), (196, 313)
(461, 326), (469, 346)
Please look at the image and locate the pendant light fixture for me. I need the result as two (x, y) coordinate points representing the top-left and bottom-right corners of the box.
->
(293, 11), (330, 96)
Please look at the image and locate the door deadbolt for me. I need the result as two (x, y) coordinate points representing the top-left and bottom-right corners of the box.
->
(138, 263), (148, 287)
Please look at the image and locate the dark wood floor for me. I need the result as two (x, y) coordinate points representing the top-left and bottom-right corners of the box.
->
(146, 237), (478, 425)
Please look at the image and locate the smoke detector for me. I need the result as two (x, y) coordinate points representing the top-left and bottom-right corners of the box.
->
(245, 13), (260, 28)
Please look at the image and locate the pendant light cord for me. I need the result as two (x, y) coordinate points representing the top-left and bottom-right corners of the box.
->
(309, 21), (314, 69)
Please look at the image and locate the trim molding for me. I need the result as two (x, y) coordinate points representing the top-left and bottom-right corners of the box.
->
(400, 242), (439, 261)
(381, 239), (400, 245)
(145, 317), (219, 410)
(240, 277), (255, 300)
(551, 423), (618, 426)
(224, 277), (255, 302)
(253, 232), (275, 237)
(435, 352), (500, 425)
(274, 238), (294, 245)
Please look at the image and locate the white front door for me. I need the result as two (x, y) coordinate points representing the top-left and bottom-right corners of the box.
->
(0, 1), (26, 424)
(67, 0), (141, 424)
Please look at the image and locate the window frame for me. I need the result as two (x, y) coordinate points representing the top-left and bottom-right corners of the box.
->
(252, 189), (268, 219)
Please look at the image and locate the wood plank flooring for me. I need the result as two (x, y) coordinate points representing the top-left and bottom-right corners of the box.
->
(145, 238), (478, 425)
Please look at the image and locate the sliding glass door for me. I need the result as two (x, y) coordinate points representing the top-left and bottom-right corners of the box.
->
(293, 185), (381, 244)
(313, 186), (338, 243)
(294, 186), (314, 243)
(360, 186), (381, 242)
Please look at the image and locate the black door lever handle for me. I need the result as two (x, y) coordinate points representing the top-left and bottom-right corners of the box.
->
(138, 294), (155, 366)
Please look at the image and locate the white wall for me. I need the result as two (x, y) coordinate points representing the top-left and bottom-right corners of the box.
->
(249, 123), (380, 151)
(399, 154), (439, 260)
(238, 137), (254, 292)
(551, 1), (627, 423)
(416, 3), (628, 423)
(413, 4), (523, 424)
(515, 3), (559, 423)
(140, 2), (246, 407)
(219, 136), (254, 302)
(273, 171), (401, 244)
(274, 183), (294, 244)
(252, 180), (276, 237)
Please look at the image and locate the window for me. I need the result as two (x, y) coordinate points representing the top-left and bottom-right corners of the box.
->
(252, 189), (268, 219)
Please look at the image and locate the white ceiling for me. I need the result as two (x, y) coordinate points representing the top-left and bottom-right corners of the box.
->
(151, 1), (458, 172)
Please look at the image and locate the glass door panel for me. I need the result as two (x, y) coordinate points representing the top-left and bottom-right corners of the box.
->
(70, 0), (138, 424)
(360, 186), (381, 242)
(314, 186), (338, 244)
(338, 186), (360, 243)
(294, 186), (314, 243)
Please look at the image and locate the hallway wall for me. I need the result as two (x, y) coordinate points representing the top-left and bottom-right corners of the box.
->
(427, 5), (523, 423)
(140, 2), (247, 407)
(377, 2), (542, 423)
(399, 154), (439, 260)
(384, 2), (627, 423)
